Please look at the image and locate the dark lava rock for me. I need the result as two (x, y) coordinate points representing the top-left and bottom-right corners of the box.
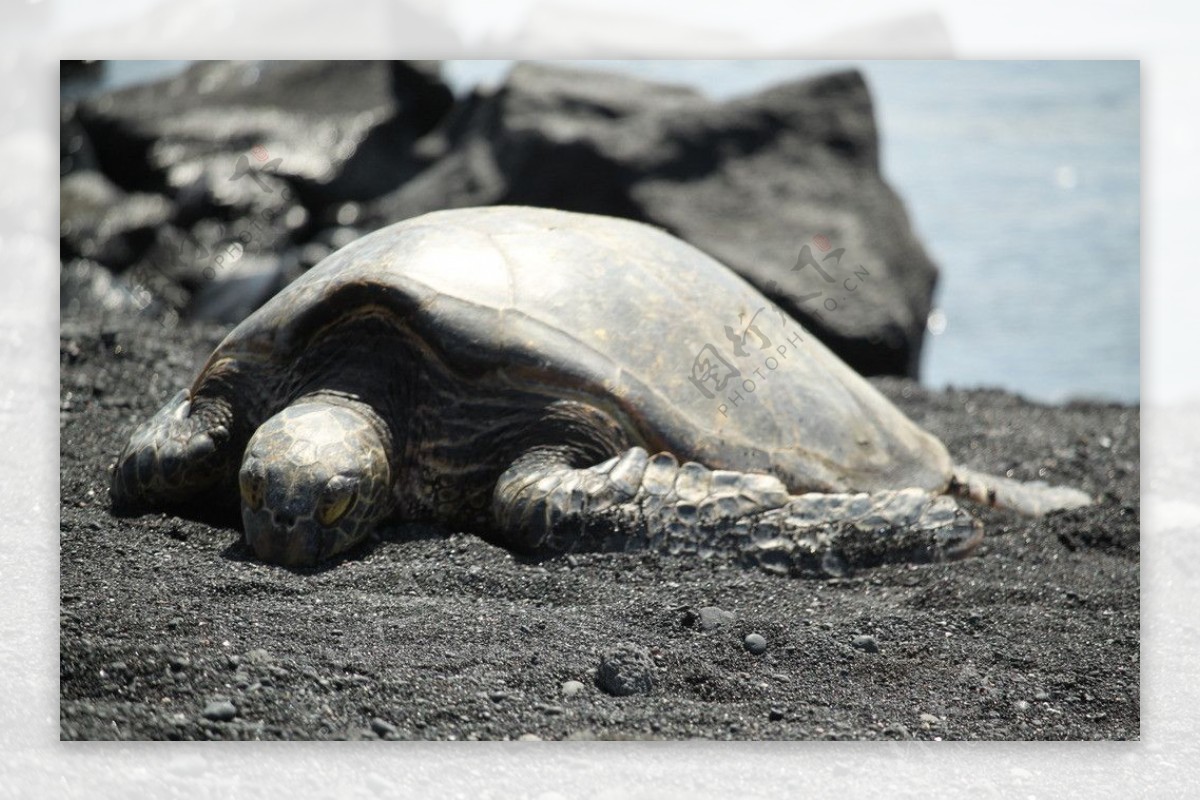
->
(61, 60), (104, 83)
(60, 171), (172, 269)
(61, 101), (98, 176)
(59, 259), (147, 318)
(61, 69), (439, 327)
(63, 62), (446, 327)
(366, 61), (703, 226)
(368, 62), (935, 377)
(185, 251), (299, 324)
(596, 643), (655, 696)
(75, 60), (452, 205)
(631, 71), (937, 379)
(61, 59), (933, 368)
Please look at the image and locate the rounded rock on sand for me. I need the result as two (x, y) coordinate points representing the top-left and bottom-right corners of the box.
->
(851, 634), (879, 653)
(744, 633), (768, 655)
(202, 699), (237, 722)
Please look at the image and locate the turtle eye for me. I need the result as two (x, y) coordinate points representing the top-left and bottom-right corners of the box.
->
(240, 466), (265, 511)
(317, 477), (358, 527)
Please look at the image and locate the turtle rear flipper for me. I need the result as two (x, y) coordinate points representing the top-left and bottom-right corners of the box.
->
(951, 466), (1093, 517)
(492, 446), (982, 577)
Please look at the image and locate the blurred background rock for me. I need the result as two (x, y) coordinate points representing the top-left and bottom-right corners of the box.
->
(59, 59), (1139, 400)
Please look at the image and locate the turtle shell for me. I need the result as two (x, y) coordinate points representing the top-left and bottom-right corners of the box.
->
(205, 206), (953, 494)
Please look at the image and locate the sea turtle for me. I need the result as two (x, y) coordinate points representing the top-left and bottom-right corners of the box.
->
(111, 206), (1092, 572)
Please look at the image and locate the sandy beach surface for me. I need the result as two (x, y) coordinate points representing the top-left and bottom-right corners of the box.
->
(59, 312), (1138, 741)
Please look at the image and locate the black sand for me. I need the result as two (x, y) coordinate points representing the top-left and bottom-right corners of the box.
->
(59, 313), (1139, 741)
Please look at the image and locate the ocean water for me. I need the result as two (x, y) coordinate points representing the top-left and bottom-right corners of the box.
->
(855, 60), (1139, 405)
(74, 60), (1141, 404)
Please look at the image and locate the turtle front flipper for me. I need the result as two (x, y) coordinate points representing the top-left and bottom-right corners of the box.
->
(111, 389), (241, 513)
(492, 447), (983, 577)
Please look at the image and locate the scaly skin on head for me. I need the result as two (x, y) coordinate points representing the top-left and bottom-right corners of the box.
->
(239, 395), (396, 567)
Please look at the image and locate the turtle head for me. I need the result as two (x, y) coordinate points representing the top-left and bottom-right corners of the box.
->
(239, 400), (393, 567)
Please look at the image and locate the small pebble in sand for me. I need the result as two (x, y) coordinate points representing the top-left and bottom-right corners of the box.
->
(562, 680), (585, 697)
(246, 648), (272, 665)
(684, 606), (736, 631)
(744, 633), (768, 654)
(203, 700), (237, 722)
(596, 643), (655, 696)
(371, 717), (397, 737)
(851, 635), (879, 653)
